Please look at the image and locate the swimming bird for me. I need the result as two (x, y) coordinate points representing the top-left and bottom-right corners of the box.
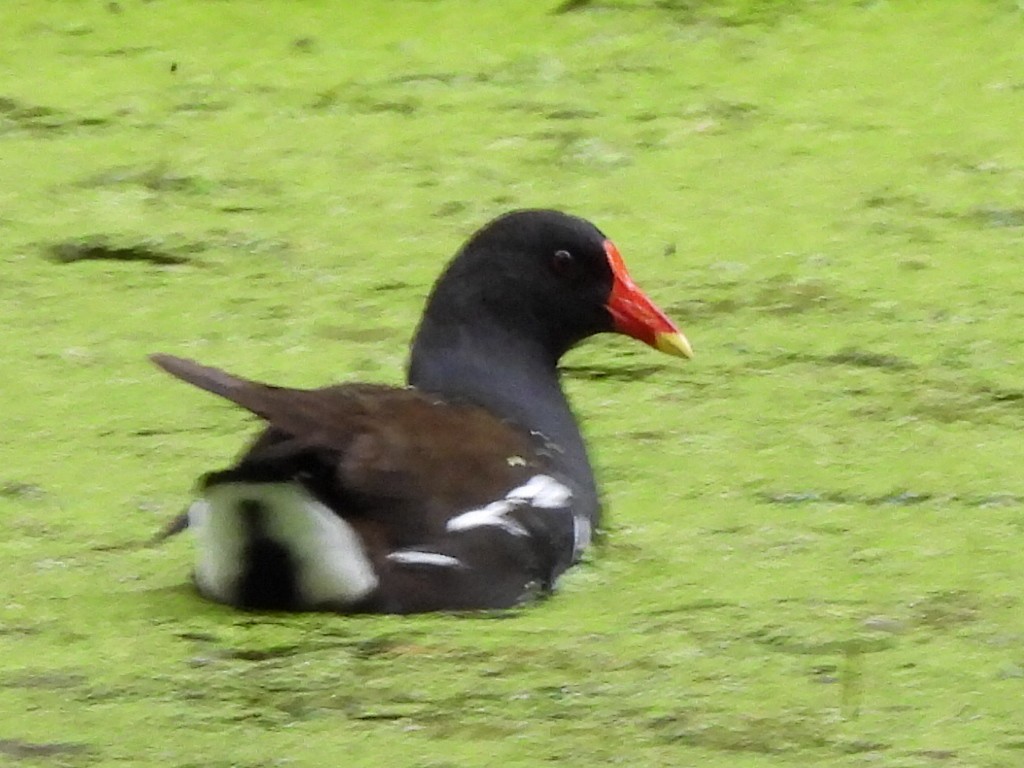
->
(151, 209), (691, 613)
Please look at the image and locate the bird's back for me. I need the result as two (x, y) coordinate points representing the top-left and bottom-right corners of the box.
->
(153, 355), (586, 612)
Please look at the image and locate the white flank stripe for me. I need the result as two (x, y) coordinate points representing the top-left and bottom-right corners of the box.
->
(447, 501), (530, 537)
(387, 550), (465, 568)
(446, 474), (572, 538)
(507, 474), (572, 509)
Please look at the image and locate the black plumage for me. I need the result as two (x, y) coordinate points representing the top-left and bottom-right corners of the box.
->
(152, 209), (691, 613)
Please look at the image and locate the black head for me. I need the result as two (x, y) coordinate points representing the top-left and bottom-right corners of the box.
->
(415, 210), (616, 359)
(412, 209), (691, 364)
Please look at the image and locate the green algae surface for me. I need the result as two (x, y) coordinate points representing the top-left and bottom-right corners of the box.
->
(2, 2), (1023, 766)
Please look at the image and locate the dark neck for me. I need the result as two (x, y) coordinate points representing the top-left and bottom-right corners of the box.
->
(406, 316), (598, 510)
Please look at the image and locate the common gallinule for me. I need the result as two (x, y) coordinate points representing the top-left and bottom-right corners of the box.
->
(152, 209), (691, 613)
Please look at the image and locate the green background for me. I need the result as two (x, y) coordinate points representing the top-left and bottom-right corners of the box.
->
(1, 2), (1022, 766)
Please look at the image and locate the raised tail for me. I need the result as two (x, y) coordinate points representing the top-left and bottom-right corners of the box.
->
(150, 353), (263, 402)
(149, 353), (365, 448)
(149, 353), (297, 422)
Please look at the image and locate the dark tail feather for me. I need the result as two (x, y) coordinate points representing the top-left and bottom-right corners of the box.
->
(150, 353), (256, 402)
(149, 509), (190, 545)
(149, 353), (343, 443)
(149, 353), (292, 421)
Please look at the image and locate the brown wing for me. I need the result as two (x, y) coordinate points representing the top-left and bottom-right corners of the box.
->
(150, 354), (545, 509)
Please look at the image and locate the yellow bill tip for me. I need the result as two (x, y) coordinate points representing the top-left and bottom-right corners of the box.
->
(654, 331), (694, 360)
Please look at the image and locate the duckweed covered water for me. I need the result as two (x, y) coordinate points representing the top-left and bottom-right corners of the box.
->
(1, 2), (1022, 766)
